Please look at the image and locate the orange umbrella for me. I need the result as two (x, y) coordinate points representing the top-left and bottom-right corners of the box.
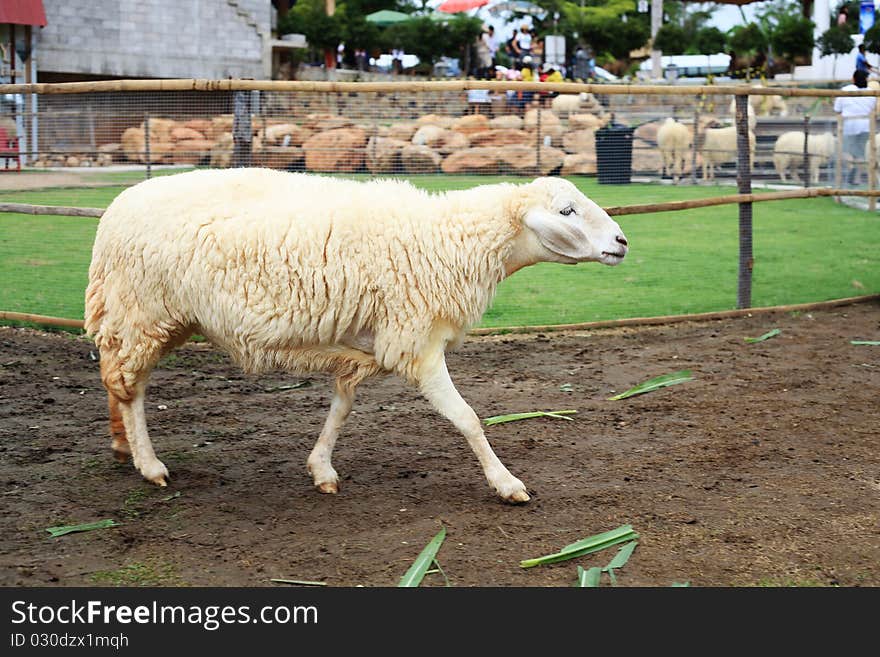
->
(437, 0), (490, 13)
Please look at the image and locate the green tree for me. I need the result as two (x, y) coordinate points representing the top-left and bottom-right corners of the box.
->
(727, 22), (767, 56)
(279, 0), (344, 61)
(653, 24), (687, 55)
(818, 25), (855, 78)
(769, 14), (814, 70)
(864, 22), (880, 55)
(694, 27), (726, 55)
(561, 0), (650, 63)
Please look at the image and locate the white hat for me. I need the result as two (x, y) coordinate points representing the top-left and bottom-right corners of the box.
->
(522, 55), (533, 65)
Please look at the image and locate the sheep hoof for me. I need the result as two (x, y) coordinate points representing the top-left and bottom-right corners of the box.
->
(503, 489), (531, 504)
(495, 477), (530, 504)
(316, 481), (339, 494)
(141, 460), (170, 487)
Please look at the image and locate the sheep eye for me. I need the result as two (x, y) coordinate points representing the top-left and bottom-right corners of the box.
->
(559, 207), (575, 216)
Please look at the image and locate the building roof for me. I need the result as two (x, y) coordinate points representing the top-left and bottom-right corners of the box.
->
(0, 0), (47, 27)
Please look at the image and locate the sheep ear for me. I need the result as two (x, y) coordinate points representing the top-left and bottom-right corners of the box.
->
(524, 210), (591, 259)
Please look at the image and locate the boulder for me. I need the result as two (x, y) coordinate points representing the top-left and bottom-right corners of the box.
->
(452, 114), (490, 135)
(173, 139), (214, 165)
(441, 147), (501, 175)
(569, 113), (607, 131)
(142, 117), (176, 143)
(122, 128), (170, 163)
(303, 113), (353, 131)
(489, 115), (523, 130)
(523, 108), (563, 145)
(183, 119), (213, 136)
(263, 123), (313, 147)
(385, 122), (418, 141)
(412, 126), (469, 154)
(303, 127), (368, 172)
(211, 115), (235, 137)
(253, 146), (305, 169)
(400, 144), (442, 174)
(469, 129), (531, 147)
(497, 145), (565, 176)
(562, 129), (596, 154)
(416, 114), (455, 129)
(171, 126), (206, 142)
(366, 136), (408, 174)
(561, 152), (597, 175)
(210, 132), (233, 168)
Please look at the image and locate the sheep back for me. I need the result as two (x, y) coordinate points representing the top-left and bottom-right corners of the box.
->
(85, 169), (522, 379)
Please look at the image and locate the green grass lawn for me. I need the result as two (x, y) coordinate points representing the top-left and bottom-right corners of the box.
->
(0, 175), (877, 328)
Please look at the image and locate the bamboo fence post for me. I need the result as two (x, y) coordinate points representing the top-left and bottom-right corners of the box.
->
(735, 94), (753, 309)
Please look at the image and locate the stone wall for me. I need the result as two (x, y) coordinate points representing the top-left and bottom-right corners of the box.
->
(36, 0), (271, 80)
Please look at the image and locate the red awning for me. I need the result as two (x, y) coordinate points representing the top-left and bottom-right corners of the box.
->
(0, 0), (47, 27)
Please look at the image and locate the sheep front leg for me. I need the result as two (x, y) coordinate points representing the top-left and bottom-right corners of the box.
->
(417, 356), (529, 504)
(307, 378), (356, 494)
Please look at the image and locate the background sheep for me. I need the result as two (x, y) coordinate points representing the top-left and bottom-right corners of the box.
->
(84, 170), (628, 504)
(656, 118), (692, 183)
(550, 92), (596, 117)
(701, 126), (755, 182)
(773, 131), (836, 184)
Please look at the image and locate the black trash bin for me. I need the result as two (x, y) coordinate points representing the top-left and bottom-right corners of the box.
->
(595, 123), (635, 184)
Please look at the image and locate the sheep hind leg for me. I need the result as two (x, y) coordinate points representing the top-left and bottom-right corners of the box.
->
(108, 393), (130, 463)
(99, 331), (179, 486)
(119, 384), (169, 486)
(417, 356), (529, 504)
(307, 377), (358, 494)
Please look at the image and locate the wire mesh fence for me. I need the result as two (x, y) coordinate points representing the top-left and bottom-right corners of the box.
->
(0, 80), (878, 329)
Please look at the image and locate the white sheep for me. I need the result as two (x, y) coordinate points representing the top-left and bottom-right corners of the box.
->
(84, 169), (628, 504)
(551, 92), (593, 117)
(863, 136), (880, 186)
(772, 131), (836, 184)
(726, 98), (758, 130)
(701, 126), (756, 182)
(656, 118), (692, 183)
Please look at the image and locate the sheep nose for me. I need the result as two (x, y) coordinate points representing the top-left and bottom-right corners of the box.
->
(616, 235), (628, 247)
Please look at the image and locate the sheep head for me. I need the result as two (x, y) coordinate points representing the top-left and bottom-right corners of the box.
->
(508, 177), (628, 271)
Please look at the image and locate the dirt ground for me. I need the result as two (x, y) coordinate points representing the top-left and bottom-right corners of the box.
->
(1, 302), (878, 587)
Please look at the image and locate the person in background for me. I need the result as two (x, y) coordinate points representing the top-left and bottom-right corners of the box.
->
(475, 27), (493, 78)
(837, 5), (848, 26)
(511, 23), (532, 66)
(834, 68), (877, 185)
(355, 48), (367, 72)
(856, 44), (876, 75)
(391, 47), (404, 75)
(538, 62), (563, 107)
(485, 25), (499, 68)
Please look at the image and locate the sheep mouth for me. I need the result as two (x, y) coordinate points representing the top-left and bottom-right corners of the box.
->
(601, 250), (626, 260)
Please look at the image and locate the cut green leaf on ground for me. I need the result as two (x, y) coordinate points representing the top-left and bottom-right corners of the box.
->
(850, 340), (880, 345)
(484, 410), (577, 426)
(398, 527), (446, 587)
(577, 566), (602, 587)
(270, 578), (327, 586)
(520, 524), (639, 568)
(608, 371), (693, 401)
(745, 328), (781, 343)
(45, 519), (119, 537)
